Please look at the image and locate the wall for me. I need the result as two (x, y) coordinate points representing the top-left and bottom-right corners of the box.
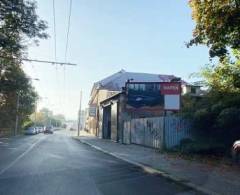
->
(182, 85), (201, 96)
(123, 116), (192, 150)
(88, 89), (120, 136)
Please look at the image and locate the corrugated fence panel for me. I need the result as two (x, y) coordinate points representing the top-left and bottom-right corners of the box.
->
(164, 117), (191, 149)
(124, 116), (192, 150)
(127, 117), (164, 149)
(131, 118), (145, 145)
(144, 117), (164, 149)
(123, 121), (131, 144)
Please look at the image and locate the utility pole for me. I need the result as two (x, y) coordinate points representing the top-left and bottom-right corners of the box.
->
(77, 91), (82, 136)
(14, 92), (20, 136)
(34, 99), (37, 128)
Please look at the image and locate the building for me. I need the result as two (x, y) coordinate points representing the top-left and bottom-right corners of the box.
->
(87, 69), (201, 137)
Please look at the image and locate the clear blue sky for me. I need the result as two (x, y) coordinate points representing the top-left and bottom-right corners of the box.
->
(23, 0), (210, 120)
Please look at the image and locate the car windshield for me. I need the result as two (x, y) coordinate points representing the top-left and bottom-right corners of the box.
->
(1, 1), (240, 195)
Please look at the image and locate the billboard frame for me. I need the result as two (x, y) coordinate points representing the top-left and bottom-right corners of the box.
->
(125, 81), (181, 111)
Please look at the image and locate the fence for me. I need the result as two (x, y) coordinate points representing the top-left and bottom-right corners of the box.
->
(123, 116), (192, 150)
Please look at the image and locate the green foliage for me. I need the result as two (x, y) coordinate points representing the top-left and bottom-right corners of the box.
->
(22, 119), (34, 130)
(31, 108), (66, 127)
(217, 107), (240, 129)
(201, 51), (240, 92)
(0, 0), (48, 134)
(176, 138), (226, 155)
(188, 0), (240, 59)
(182, 50), (240, 149)
(0, 0), (48, 54)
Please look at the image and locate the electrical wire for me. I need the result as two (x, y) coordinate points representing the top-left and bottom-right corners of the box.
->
(52, 0), (60, 113)
(64, 0), (72, 62)
(52, 0), (57, 62)
(63, 0), (73, 116)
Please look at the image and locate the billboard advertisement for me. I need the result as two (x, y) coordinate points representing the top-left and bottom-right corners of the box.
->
(126, 82), (181, 111)
(126, 83), (164, 111)
(160, 83), (181, 94)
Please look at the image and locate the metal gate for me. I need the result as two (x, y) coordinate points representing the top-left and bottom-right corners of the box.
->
(130, 117), (164, 149)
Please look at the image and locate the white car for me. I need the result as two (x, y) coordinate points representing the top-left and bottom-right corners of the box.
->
(232, 140), (240, 163)
(37, 127), (44, 133)
(25, 127), (37, 135)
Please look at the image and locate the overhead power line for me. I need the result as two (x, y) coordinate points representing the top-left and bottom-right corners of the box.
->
(64, 0), (73, 62)
(52, 0), (57, 61)
(0, 55), (77, 66)
(63, 0), (73, 116)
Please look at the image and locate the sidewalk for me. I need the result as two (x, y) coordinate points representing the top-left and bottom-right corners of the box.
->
(74, 132), (240, 195)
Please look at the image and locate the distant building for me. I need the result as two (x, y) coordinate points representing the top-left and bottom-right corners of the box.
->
(87, 70), (201, 136)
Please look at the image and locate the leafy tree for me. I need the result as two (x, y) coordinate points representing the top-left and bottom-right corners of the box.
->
(0, 0), (48, 134)
(188, 0), (240, 59)
(201, 50), (240, 92)
(0, 62), (38, 130)
(182, 51), (240, 149)
(0, 0), (48, 55)
(185, 0), (240, 153)
(31, 108), (66, 127)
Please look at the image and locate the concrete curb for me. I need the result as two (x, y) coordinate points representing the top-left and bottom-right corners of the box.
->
(73, 137), (218, 195)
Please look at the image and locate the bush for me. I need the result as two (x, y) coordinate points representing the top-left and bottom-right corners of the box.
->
(22, 120), (34, 130)
(192, 108), (215, 135)
(217, 107), (240, 129)
(177, 138), (226, 155)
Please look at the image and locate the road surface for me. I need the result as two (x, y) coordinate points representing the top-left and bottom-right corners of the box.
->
(0, 130), (198, 195)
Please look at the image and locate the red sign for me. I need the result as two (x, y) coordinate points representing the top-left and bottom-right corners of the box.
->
(161, 83), (181, 94)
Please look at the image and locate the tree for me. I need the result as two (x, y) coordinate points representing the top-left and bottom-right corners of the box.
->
(31, 108), (66, 127)
(0, 0), (48, 55)
(0, 0), (48, 134)
(201, 50), (240, 92)
(182, 50), (240, 148)
(188, 0), (240, 59)
(0, 62), (38, 130)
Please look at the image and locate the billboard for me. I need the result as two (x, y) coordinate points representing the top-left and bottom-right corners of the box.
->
(126, 83), (164, 111)
(160, 83), (181, 94)
(161, 83), (181, 110)
(126, 82), (181, 111)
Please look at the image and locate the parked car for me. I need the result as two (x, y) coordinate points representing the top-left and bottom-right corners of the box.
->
(232, 140), (240, 163)
(37, 126), (44, 133)
(70, 127), (75, 131)
(35, 127), (39, 134)
(44, 126), (53, 134)
(25, 127), (37, 135)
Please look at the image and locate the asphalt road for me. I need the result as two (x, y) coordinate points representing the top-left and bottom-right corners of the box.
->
(0, 130), (198, 195)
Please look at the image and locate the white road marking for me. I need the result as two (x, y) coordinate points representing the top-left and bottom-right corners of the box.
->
(47, 153), (63, 159)
(7, 147), (17, 150)
(0, 136), (45, 176)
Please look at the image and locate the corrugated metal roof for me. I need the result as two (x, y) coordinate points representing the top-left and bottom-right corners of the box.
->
(94, 69), (186, 91)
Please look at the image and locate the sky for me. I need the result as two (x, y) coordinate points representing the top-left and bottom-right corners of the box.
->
(22, 0), (210, 120)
